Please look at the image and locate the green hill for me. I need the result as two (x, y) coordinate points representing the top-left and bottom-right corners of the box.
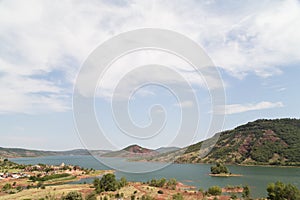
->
(151, 118), (300, 166)
(0, 147), (109, 158)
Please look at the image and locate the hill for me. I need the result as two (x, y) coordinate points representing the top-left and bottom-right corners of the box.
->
(102, 144), (158, 157)
(0, 147), (109, 158)
(148, 118), (300, 166)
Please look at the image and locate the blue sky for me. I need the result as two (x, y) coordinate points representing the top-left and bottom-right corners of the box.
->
(0, 0), (300, 150)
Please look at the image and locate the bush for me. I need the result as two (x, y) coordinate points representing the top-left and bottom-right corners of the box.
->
(267, 181), (300, 200)
(37, 182), (43, 188)
(172, 193), (184, 200)
(166, 178), (177, 190)
(119, 176), (127, 187)
(242, 185), (250, 199)
(149, 178), (166, 187)
(141, 195), (154, 200)
(157, 190), (164, 194)
(60, 191), (83, 200)
(208, 186), (222, 196)
(2, 183), (12, 191)
(16, 186), (23, 191)
(85, 192), (96, 200)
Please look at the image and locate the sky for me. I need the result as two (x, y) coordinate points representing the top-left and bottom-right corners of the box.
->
(0, 0), (300, 150)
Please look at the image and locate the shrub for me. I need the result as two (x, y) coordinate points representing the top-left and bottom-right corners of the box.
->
(242, 185), (250, 199)
(119, 176), (127, 187)
(60, 191), (83, 200)
(141, 195), (154, 200)
(157, 190), (164, 194)
(172, 193), (184, 200)
(2, 183), (12, 191)
(267, 181), (300, 200)
(207, 186), (222, 196)
(149, 178), (166, 187)
(166, 178), (177, 190)
(85, 192), (97, 200)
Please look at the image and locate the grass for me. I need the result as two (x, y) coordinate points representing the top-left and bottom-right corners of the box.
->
(0, 184), (92, 200)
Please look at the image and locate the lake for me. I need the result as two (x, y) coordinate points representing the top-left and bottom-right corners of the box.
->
(11, 155), (300, 198)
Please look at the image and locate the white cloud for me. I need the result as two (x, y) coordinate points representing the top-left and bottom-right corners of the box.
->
(219, 101), (284, 115)
(0, 0), (299, 113)
(174, 100), (194, 108)
(209, 0), (300, 78)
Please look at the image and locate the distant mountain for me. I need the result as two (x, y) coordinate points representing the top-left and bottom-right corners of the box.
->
(0, 147), (110, 158)
(2, 118), (299, 166)
(101, 144), (158, 158)
(155, 147), (180, 154)
(146, 118), (300, 166)
(0, 147), (57, 158)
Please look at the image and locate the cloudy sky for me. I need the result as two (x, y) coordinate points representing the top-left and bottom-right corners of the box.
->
(0, 0), (299, 150)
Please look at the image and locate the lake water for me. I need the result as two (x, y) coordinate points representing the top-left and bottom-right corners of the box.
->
(11, 155), (300, 198)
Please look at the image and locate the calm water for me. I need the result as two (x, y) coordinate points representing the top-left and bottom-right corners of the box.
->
(11, 155), (300, 198)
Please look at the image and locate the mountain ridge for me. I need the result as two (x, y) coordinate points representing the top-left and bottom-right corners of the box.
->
(147, 118), (300, 166)
(1, 118), (299, 166)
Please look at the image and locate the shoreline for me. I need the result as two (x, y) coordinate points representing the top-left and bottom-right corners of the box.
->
(209, 173), (243, 177)
(10, 155), (300, 168)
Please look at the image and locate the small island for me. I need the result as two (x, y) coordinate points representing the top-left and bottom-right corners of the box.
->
(209, 162), (243, 177)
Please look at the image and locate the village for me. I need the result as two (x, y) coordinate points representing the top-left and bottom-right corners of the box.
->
(0, 161), (85, 180)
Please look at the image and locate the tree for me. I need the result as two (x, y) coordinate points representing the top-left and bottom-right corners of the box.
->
(207, 186), (222, 196)
(119, 176), (128, 188)
(210, 162), (229, 174)
(267, 181), (300, 200)
(60, 191), (83, 200)
(94, 173), (118, 193)
(149, 178), (167, 188)
(85, 192), (97, 200)
(93, 178), (102, 194)
(166, 178), (177, 190)
(242, 185), (250, 199)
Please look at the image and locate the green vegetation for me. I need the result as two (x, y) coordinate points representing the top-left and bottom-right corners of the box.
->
(0, 159), (25, 173)
(242, 185), (251, 199)
(172, 193), (184, 200)
(267, 181), (300, 200)
(149, 178), (166, 187)
(93, 173), (127, 193)
(166, 178), (177, 190)
(207, 186), (222, 196)
(173, 118), (300, 166)
(141, 194), (154, 200)
(85, 192), (97, 200)
(2, 183), (12, 191)
(147, 177), (177, 189)
(210, 162), (229, 174)
(60, 191), (83, 200)
(29, 173), (71, 182)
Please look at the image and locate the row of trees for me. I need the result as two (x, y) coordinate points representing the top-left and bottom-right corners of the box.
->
(148, 177), (177, 189)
